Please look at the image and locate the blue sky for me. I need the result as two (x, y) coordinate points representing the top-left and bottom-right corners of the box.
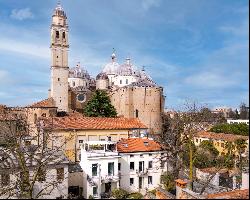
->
(0, 0), (249, 110)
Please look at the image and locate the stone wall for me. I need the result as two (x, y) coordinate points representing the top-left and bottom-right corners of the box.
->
(109, 86), (164, 134)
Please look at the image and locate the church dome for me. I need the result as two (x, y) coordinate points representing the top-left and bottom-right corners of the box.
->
(118, 58), (134, 76)
(96, 72), (108, 80)
(102, 52), (120, 74)
(69, 63), (90, 79)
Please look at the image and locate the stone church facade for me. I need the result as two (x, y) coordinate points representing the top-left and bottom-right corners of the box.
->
(47, 3), (165, 135)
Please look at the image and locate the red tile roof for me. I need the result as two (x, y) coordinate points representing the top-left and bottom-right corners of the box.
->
(117, 138), (162, 153)
(200, 167), (240, 176)
(195, 131), (248, 142)
(42, 116), (147, 131)
(206, 189), (249, 199)
(27, 98), (56, 108)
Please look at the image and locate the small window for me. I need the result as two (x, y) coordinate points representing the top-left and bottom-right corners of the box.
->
(130, 155), (134, 158)
(25, 140), (31, 146)
(57, 168), (64, 182)
(79, 153), (81, 161)
(93, 186), (98, 197)
(148, 176), (153, 185)
(34, 113), (37, 124)
(108, 162), (114, 176)
(56, 31), (59, 38)
(118, 163), (121, 171)
(41, 113), (46, 117)
(126, 79), (128, 84)
(140, 154), (143, 158)
(73, 81), (75, 87)
(92, 164), (98, 176)
(221, 143), (224, 148)
(79, 140), (83, 144)
(62, 32), (65, 39)
(58, 78), (60, 81)
(196, 139), (198, 143)
(1, 174), (10, 186)
(130, 178), (134, 186)
(149, 153), (152, 156)
(135, 109), (139, 118)
(120, 80), (122, 84)
(108, 136), (111, 141)
(148, 161), (153, 169)
(130, 162), (134, 170)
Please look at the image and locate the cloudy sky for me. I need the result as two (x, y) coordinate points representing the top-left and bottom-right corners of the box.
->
(0, 0), (249, 110)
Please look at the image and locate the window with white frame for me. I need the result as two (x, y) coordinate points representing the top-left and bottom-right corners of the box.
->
(130, 178), (134, 186)
(148, 176), (153, 185)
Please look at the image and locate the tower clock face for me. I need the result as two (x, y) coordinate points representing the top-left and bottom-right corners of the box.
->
(77, 93), (86, 103)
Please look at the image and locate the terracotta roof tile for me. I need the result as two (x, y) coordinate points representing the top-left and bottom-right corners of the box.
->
(27, 98), (56, 108)
(195, 131), (248, 142)
(42, 116), (147, 130)
(206, 189), (249, 199)
(200, 167), (240, 176)
(117, 138), (161, 153)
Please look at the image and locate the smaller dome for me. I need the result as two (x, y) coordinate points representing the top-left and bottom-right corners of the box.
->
(96, 72), (108, 80)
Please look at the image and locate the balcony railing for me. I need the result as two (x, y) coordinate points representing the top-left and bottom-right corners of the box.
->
(136, 168), (148, 176)
(87, 175), (96, 186)
(101, 174), (119, 183)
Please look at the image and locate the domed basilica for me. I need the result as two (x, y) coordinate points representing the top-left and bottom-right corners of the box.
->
(48, 3), (165, 134)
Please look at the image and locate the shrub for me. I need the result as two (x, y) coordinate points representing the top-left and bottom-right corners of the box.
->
(111, 188), (129, 199)
(127, 192), (143, 199)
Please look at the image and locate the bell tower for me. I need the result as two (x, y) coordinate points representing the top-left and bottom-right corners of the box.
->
(50, 2), (69, 112)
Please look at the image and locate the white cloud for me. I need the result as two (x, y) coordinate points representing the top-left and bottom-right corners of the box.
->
(0, 37), (49, 59)
(10, 8), (34, 20)
(184, 72), (237, 88)
(141, 0), (161, 11)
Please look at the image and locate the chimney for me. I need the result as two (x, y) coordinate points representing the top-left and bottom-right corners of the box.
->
(175, 179), (188, 199)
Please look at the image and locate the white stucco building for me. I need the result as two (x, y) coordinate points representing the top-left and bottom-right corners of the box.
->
(79, 141), (120, 199)
(227, 119), (249, 125)
(0, 147), (69, 199)
(117, 138), (170, 195)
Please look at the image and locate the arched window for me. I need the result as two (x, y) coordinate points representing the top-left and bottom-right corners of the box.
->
(56, 31), (59, 38)
(135, 109), (139, 118)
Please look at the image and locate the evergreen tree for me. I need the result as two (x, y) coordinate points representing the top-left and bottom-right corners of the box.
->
(83, 90), (117, 117)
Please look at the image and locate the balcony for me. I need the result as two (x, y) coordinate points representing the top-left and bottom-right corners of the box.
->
(136, 168), (148, 176)
(101, 174), (120, 183)
(80, 141), (120, 158)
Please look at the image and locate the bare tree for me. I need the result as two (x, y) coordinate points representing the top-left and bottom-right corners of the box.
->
(160, 101), (224, 190)
(0, 110), (73, 199)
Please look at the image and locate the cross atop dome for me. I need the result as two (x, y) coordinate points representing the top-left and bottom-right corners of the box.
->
(56, 1), (63, 11)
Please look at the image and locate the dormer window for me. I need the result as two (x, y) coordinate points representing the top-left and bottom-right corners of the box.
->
(144, 142), (149, 146)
